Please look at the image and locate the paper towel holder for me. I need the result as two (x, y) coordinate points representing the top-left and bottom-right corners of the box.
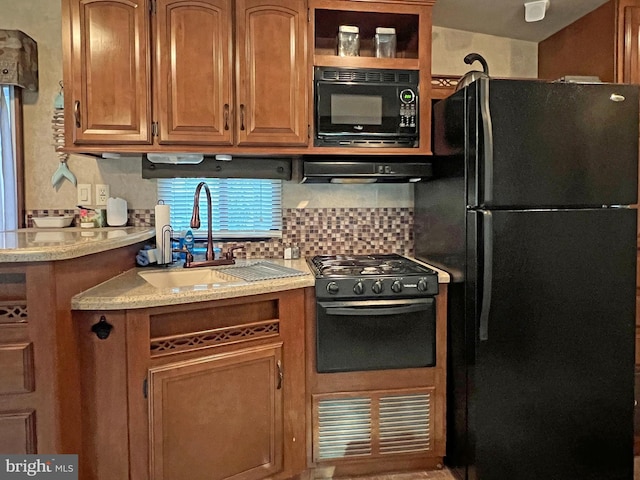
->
(160, 225), (174, 266)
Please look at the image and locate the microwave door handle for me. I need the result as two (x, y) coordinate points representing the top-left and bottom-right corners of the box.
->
(322, 303), (431, 316)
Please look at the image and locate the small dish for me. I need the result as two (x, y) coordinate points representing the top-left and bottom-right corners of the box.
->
(33, 215), (74, 228)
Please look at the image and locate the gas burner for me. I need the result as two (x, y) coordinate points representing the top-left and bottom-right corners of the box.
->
(311, 254), (436, 277)
(308, 254), (439, 300)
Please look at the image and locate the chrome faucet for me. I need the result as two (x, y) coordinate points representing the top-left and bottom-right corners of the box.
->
(176, 181), (241, 268)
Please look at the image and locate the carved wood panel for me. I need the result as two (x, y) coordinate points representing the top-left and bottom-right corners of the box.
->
(0, 342), (34, 394)
(0, 411), (36, 454)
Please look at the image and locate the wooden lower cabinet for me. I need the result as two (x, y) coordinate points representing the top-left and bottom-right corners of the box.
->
(304, 286), (448, 477)
(74, 288), (307, 480)
(0, 244), (143, 455)
(148, 344), (284, 480)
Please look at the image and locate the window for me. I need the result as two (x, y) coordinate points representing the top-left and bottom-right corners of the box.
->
(0, 85), (18, 231)
(157, 178), (282, 239)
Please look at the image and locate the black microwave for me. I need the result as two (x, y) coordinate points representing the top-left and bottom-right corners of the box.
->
(314, 67), (419, 148)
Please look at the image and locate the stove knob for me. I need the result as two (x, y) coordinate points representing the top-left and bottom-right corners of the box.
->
(372, 280), (384, 294)
(391, 280), (403, 293)
(417, 278), (429, 292)
(353, 281), (365, 295)
(326, 282), (339, 295)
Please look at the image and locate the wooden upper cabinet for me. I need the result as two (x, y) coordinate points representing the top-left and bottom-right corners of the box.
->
(308, 0), (434, 154)
(63, 0), (152, 144)
(537, 0), (640, 84)
(235, 0), (308, 146)
(155, 0), (233, 145)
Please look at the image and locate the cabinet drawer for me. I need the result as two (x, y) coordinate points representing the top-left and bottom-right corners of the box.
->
(0, 411), (36, 454)
(0, 343), (35, 394)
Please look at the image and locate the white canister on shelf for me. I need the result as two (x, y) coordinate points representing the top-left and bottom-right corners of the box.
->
(374, 27), (396, 58)
(338, 25), (360, 57)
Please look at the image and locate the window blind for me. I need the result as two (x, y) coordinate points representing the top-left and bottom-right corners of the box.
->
(0, 86), (18, 233)
(157, 178), (282, 239)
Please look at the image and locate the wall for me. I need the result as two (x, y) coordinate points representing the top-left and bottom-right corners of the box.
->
(431, 26), (538, 78)
(1, 1), (538, 213)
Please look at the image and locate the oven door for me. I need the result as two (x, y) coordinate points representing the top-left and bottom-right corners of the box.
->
(316, 298), (436, 373)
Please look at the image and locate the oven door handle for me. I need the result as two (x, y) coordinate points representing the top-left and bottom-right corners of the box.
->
(320, 302), (432, 317)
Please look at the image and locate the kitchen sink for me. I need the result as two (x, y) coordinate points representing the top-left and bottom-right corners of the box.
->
(138, 261), (307, 289)
(137, 267), (238, 289)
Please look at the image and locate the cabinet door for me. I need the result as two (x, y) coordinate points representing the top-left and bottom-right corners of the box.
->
(623, 4), (640, 84)
(235, 0), (308, 146)
(148, 344), (284, 480)
(155, 0), (233, 145)
(66, 0), (151, 144)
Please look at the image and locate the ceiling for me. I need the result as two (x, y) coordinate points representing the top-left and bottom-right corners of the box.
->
(432, 0), (609, 42)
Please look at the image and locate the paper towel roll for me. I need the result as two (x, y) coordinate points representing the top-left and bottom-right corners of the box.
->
(155, 204), (172, 264)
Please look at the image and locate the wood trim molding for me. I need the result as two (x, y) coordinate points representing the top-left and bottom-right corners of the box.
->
(430, 74), (459, 100)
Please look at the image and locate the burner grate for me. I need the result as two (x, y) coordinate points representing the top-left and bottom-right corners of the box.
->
(310, 254), (435, 278)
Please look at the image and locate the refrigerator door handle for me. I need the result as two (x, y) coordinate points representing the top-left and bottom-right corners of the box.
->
(479, 210), (493, 341)
(479, 78), (494, 206)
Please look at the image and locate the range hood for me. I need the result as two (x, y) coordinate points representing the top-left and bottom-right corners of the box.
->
(301, 158), (433, 184)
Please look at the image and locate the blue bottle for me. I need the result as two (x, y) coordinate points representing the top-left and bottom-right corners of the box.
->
(180, 229), (195, 260)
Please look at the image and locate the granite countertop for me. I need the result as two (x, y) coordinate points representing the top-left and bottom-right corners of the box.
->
(71, 258), (316, 310)
(71, 256), (450, 311)
(0, 227), (155, 262)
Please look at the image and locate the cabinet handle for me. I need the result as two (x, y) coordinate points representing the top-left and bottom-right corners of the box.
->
(240, 104), (245, 131)
(74, 100), (81, 128)
(223, 104), (229, 131)
(276, 360), (283, 389)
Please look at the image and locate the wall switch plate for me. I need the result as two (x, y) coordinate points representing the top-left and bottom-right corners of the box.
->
(77, 184), (91, 204)
(96, 184), (110, 205)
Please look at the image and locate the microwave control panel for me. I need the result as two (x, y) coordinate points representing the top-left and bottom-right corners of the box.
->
(399, 89), (417, 130)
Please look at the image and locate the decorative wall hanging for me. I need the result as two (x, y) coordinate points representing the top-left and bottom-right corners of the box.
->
(0, 30), (38, 91)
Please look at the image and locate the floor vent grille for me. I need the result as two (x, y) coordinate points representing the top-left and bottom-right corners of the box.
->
(316, 397), (372, 459)
(313, 388), (434, 462)
(379, 393), (431, 454)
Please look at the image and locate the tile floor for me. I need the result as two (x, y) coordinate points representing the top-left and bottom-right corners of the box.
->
(325, 458), (640, 479)
(333, 470), (455, 479)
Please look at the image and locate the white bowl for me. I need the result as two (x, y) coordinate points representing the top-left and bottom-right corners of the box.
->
(32, 215), (74, 228)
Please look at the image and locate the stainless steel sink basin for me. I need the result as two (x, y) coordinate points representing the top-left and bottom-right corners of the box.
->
(138, 267), (237, 289)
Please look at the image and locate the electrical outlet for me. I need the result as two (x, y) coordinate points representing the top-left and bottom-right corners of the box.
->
(96, 184), (110, 206)
(77, 184), (91, 205)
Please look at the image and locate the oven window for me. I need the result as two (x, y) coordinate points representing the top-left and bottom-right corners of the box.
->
(330, 94), (382, 125)
(316, 299), (436, 373)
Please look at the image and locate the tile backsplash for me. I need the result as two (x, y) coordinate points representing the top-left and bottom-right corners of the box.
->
(27, 207), (413, 258)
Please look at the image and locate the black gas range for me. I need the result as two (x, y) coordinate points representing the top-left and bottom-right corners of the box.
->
(308, 254), (439, 373)
(308, 253), (439, 300)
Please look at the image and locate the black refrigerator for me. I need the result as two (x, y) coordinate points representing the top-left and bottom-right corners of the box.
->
(414, 78), (639, 480)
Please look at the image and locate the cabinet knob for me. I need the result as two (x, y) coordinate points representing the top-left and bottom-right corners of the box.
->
(223, 103), (229, 131)
(1, 69), (8, 75)
(240, 104), (245, 131)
